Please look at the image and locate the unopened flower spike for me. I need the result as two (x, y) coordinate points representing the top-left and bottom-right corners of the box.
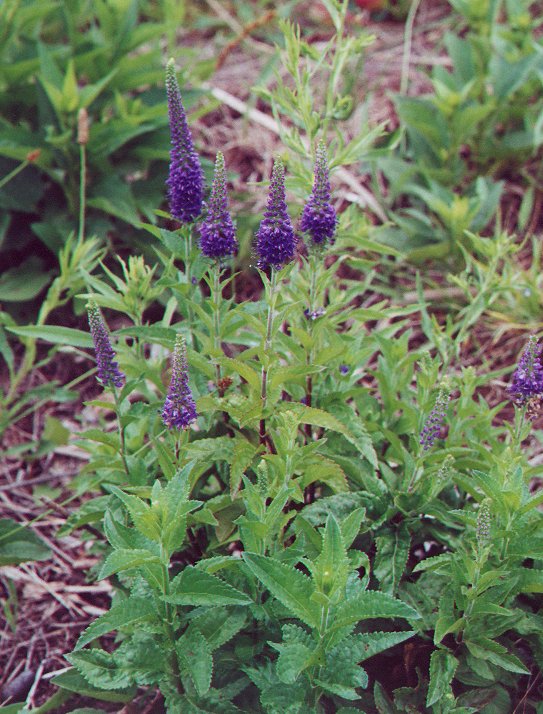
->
(165, 59), (204, 223)
(199, 151), (238, 259)
(476, 501), (492, 548)
(300, 141), (338, 247)
(420, 382), (450, 451)
(162, 335), (198, 430)
(87, 300), (125, 389)
(255, 158), (296, 270)
(508, 334), (543, 406)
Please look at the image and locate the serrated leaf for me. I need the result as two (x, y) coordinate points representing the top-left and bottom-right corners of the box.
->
(177, 627), (213, 696)
(465, 638), (529, 674)
(66, 650), (134, 690)
(192, 607), (247, 651)
(355, 630), (416, 662)
(330, 591), (420, 632)
(51, 668), (135, 702)
(314, 514), (349, 596)
(427, 649), (458, 707)
(242, 553), (320, 628)
(166, 566), (251, 606)
(276, 642), (313, 684)
(75, 598), (156, 650)
(98, 549), (161, 580)
(374, 523), (411, 595)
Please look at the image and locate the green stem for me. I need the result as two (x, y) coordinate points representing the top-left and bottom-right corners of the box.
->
(113, 388), (130, 478)
(78, 143), (87, 243)
(0, 158), (29, 190)
(259, 270), (278, 450)
(212, 261), (222, 388)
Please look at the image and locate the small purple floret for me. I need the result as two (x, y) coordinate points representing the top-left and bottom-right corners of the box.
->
(420, 385), (450, 451)
(87, 301), (125, 389)
(300, 141), (338, 246)
(255, 158), (296, 270)
(508, 335), (543, 405)
(199, 152), (238, 259)
(162, 335), (198, 430)
(165, 59), (204, 224)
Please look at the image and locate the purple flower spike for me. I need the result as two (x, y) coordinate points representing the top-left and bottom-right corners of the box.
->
(199, 152), (238, 259)
(420, 384), (450, 451)
(165, 59), (204, 224)
(162, 335), (198, 430)
(508, 335), (543, 405)
(87, 300), (125, 389)
(255, 158), (296, 270)
(300, 141), (338, 246)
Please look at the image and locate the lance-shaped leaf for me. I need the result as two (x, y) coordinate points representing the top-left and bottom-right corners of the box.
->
(165, 566), (252, 606)
(98, 549), (161, 580)
(329, 591), (420, 632)
(312, 514), (350, 597)
(75, 597), (157, 650)
(176, 627), (213, 696)
(242, 553), (320, 629)
(426, 649), (458, 707)
(66, 650), (134, 690)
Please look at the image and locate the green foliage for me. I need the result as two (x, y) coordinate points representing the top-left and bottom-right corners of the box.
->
(372, 0), (543, 256)
(5, 3), (543, 713)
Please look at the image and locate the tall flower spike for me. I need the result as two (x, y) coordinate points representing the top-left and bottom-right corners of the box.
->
(165, 59), (204, 223)
(87, 300), (125, 389)
(420, 383), (450, 451)
(508, 335), (543, 405)
(162, 335), (198, 430)
(300, 141), (338, 246)
(199, 152), (238, 259)
(255, 158), (296, 270)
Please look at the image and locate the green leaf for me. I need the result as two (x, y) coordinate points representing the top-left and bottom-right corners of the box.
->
(313, 514), (350, 596)
(0, 258), (52, 301)
(374, 523), (411, 596)
(355, 630), (416, 662)
(98, 549), (161, 580)
(0, 518), (50, 566)
(176, 627), (213, 696)
(275, 642), (314, 684)
(242, 553), (320, 629)
(426, 649), (458, 707)
(75, 598), (156, 650)
(465, 638), (529, 675)
(51, 668), (135, 702)
(330, 591), (420, 632)
(66, 650), (134, 690)
(6, 325), (93, 348)
(166, 566), (252, 607)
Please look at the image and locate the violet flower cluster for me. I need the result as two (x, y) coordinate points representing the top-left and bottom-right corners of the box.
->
(255, 158), (296, 270)
(162, 335), (198, 430)
(165, 59), (204, 224)
(508, 335), (543, 405)
(199, 151), (238, 259)
(300, 141), (338, 246)
(87, 300), (125, 389)
(420, 384), (450, 451)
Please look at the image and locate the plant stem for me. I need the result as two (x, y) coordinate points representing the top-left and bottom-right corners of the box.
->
(212, 261), (223, 388)
(78, 142), (87, 243)
(0, 158), (30, 190)
(259, 269), (278, 450)
(113, 388), (130, 478)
